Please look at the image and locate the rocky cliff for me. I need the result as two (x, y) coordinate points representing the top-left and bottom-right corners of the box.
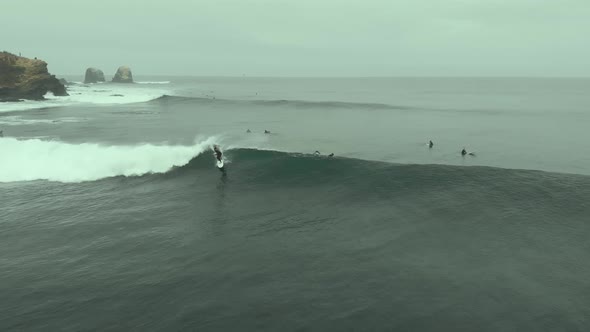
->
(0, 52), (68, 101)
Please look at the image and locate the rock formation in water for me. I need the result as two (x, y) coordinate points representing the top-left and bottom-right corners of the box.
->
(112, 66), (133, 83)
(84, 68), (106, 83)
(0, 51), (68, 101)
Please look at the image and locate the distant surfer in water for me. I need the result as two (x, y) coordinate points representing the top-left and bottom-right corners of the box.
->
(264, 130), (271, 134)
(314, 151), (320, 155)
(246, 129), (251, 133)
(462, 148), (476, 156)
(429, 140), (433, 148)
(328, 153), (334, 157)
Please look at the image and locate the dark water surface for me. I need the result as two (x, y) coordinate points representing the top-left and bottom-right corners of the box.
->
(1, 78), (590, 331)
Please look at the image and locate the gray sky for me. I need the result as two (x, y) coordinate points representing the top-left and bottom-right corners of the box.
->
(2, 0), (589, 76)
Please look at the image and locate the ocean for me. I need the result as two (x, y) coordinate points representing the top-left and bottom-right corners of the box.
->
(1, 77), (589, 331)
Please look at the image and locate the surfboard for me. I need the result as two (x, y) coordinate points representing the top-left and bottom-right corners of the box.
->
(217, 160), (224, 168)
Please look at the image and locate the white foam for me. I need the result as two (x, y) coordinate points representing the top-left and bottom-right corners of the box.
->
(0, 83), (170, 113)
(16, 135), (56, 141)
(0, 99), (66, 113)
(136, 81), (171, 84)
(53, 84), (168, 105)
(0, 136), (218, 183)
(0, 116), (85, 126)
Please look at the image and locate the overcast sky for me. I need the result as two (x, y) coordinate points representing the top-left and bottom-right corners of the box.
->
(2, 0), (589, 77)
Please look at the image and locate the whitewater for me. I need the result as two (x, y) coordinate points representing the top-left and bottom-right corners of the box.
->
(0, 81), (171, 113)
(0, 136), (218, 182)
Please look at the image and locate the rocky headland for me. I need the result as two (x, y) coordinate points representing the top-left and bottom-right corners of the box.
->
(0, 52), (68, 101)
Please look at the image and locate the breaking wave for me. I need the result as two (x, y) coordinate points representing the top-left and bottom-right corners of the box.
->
(0, 83), (169, 113)
(0, 136), (218, 183)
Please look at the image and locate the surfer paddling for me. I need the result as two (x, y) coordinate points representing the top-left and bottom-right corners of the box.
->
(461, 147), (475, 156)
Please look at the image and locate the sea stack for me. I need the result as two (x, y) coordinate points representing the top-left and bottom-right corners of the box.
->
(0, 51), (68, 101)
(112, 66), (133, 83)
(84, 68), (106, 83)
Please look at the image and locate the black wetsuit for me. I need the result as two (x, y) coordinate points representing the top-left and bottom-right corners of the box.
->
(214, 149), (222, 161)
(461, 149), (467, 156)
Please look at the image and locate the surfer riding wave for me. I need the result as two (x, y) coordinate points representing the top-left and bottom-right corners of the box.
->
(213, 145), (226, 172)
(213, 145), (223, 162)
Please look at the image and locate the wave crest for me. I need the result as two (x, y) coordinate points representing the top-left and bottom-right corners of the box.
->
(151, 95), (411, 110)
(0, 137), (218, 183)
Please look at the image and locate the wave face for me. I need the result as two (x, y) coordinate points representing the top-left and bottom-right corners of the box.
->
(156, 148), (590, 214)
(4, 140), (590, 195)
(177, 148), (590, 190)
(0, 137), (218, 183)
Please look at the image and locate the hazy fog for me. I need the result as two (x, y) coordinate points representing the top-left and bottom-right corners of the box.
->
(2, 0), (589, 76)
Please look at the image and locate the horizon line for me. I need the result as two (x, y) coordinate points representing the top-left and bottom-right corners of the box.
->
(57, 74), (590, 79)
